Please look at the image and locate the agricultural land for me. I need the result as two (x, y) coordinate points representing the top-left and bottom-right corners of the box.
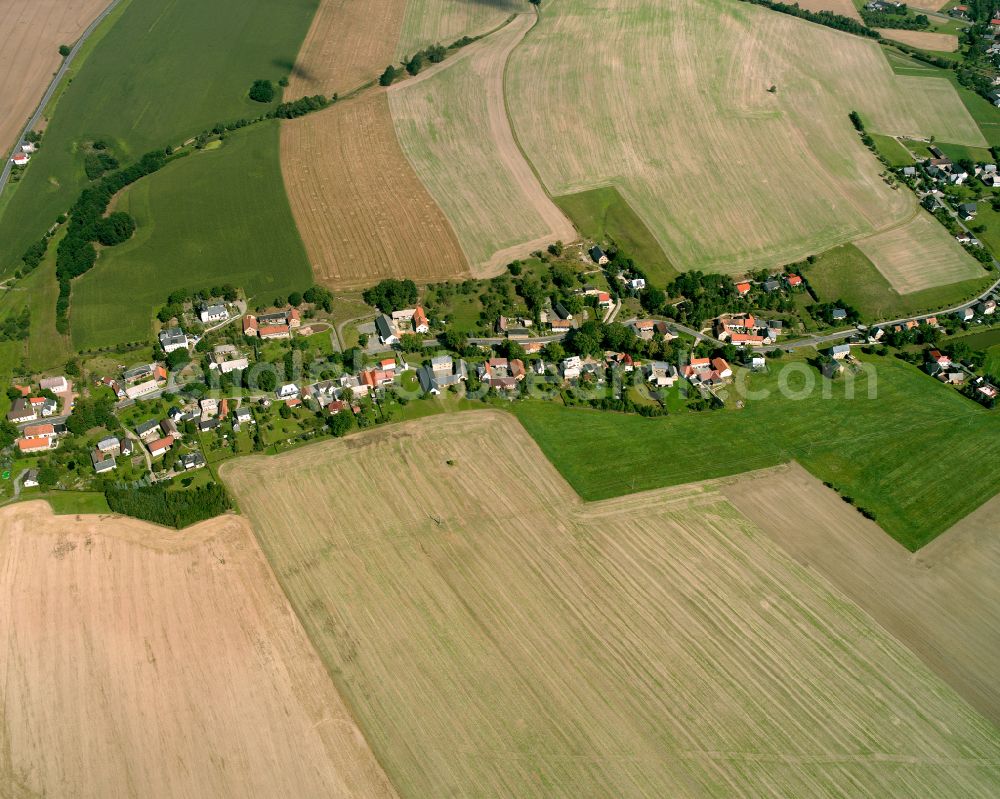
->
(280, 93), (468, 290)
(505, 0), (981, 279)
(388, 12), (575, 273)
(0, 0), (108, 156)
(0, 502), (397, 799)
(224, 412), (1000, 799)
(722, 462), (1000, 726)
(396, 0), (519, 58)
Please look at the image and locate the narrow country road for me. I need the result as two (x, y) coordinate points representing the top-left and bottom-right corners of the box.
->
(0, 0), (125, 196)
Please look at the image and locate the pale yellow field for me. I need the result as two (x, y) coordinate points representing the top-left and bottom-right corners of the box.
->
(855, 211), (985, 293)
(722, 462), (1000, 727)
(505, 0), (984, 275)
(223, 413), (1000, 799)
(0, 503), (397, 799)
(396, 0), (519, 58)
(389, 13), (575, 273)
(796, 0), (861, 20)
(877, 29), (959, 52)
(0, 0), (109, 156)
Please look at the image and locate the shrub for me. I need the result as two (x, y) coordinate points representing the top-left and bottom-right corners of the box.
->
(249, 79), (275, 103)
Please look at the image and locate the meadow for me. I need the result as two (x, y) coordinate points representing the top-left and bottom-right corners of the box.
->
(505, 0), (982, 277)
(70, 122), (313, 350)
(224, 412), (1000, 798)
(803, 243), (992, 321)
(0, 502), (397, 798)
(280, 93), (468, 290)
(513, 355), (1000, 550)
(0, 0), (319, 273)
(389, 13), (575, 273)
(854, 212), (986, 293)
(555, 186), (678, 284)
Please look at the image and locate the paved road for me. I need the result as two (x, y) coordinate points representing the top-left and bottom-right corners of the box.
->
(0, 0), (124, 196)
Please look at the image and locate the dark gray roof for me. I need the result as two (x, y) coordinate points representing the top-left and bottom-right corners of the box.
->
(375, 314), (395, 339)
(135, 419), (161, 436)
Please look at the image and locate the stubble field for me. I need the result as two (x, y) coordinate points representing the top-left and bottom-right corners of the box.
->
(389, 13), (575, 274)
(0, 502), (397, 799)
(505, 0), (983, 277)
(0, 0), (108, 156)
(281, 93), (468, 289)
(876, 29), (960, 52)
(854, 211), (985, 293)
(722, 462), (1000, 727)
(223, 412), (1000, 799)
(396, 0), (519, 57)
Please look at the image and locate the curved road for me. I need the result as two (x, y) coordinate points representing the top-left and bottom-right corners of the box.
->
(0, 0), (124, 196)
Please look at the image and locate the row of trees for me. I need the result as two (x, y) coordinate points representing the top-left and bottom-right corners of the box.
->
(739, 0), (880, 38)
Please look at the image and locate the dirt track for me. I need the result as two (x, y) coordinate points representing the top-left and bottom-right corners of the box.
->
(721, 461), (1000, 727)
(0, 0), (108, 155)
(281, 92), (468, 289)
(0, 502), (397, 799)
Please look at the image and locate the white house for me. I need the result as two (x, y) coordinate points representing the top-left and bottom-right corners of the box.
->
(831, 343), (851, 360)
(39, 375), (68, 393)
(158, 327), (189, 353)
(276, 383), (300, 399)
(561, 356), (582, 380)
(646, 361), (678, 387)
(199, 304), (228, 324)
(11, 152), (29, 167)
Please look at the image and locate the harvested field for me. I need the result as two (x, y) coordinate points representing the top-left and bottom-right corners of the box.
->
(0, 0), (108, 156)
(721, 462), (1000, 727)
(877, 29), (959, 52)
(389, 13), (575, 274)
(0, 502), (396, 799)
(396, 0), (519, 57)
(506, 0), (983, 275)
(795, 0), (861, 20)
(910, 0), (949, 9)
(224, 412), (1000, 799)
(281, 93), (468, 289)
(286, 0), (406, 97)
(854, 211), (984, 293)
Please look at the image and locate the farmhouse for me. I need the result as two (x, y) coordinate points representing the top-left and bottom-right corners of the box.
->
(417, 356), (468, 394)
(976, 299), (997, 316)
(147, 436), (174, 458)
(199, 303), (228, 324)
(91, 449), (117, 474)
(478, 358), (525, 391)
(39, 376), (68, 394)
(645, 361), (678, 387)
(785, 274), (803, 288)
(11, 152), (29, 167)
(7, 397), (36, 423)
(159, 327), (189, 353)
(243, 308), (299, 339)
(830, 343), (851, 360)
(276, 383), (300, 399)
(375, 314), (398, 345)
(210, 344), (249, 373)
(682, 356), (731, 387)
(391, 306), (429, 334)
(135, 419), (163, 441)
(589, 245), (609, 265)
(715, 313), (775, 346)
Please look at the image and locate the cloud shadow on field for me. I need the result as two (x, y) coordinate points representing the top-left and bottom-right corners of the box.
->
(273, 57), (315, 82)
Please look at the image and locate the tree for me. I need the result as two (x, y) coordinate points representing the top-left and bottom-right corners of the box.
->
(249, 79), (275, 103)
(58, 44), (71, 57)
(362, 278), (418, 313)
(166, 349), (189, 370)
(37, 465), (59, 489)
(640, 286), (666, 314)
(0, 419), (17, 449)
(379, 65), (400, 86)
(288, 291), (303, 306)
(543, 341), (565, 362)
(279, 403), (292, 419)
(328, 411), (354, 437)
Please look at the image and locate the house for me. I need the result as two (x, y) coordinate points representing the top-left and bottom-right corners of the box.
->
(596, 291), (613, 309)
(922, 194), (944, 212)
(762, 279), (781, 293)
(950, 167), (969, 185)
(553, 302), (573, 321)
(22, 423), (57, 441)
(959, 202), (978, 221)
(901, 166), (916, 178)
(938, 370), (966, 385)
(161, 418), (180, 439)
(561, 356), (582, 380)
(147, 436), (174, 458)
(867, 328), (885, 344)
(589, 245), (609, 265)
(927, 350), (952, 369)
(18, 437), (55, 453)
(375, 314), (398, 345)
(39, 376), (68, 393)
(682, 356), (731, 387)
(135, 419), (162, 440)
(627, 277), (646, 291)
(179, 452), (206, 471)
(243, 309), (298, 339)
(632, 319), (655, 339)
(735, 281), (752, 296)
(478, 358), (525, 391)
(326, 400), (349, 414)
(549, 319), (572, 332)
(831, 308), (848, 321)
(159, 327), (189, 353)
(645, 361), (678, 387)
(199, 303), (228, 324)
(417, 357), (468, 394)
(199, 397), (219, 420)
(785, 274), (803, 288)
(210, 344), (248, 373)
(233, 406), (253, 426)
(956, 306), (975, 322)
(6, 397), (36, 423)
(10, 152), (29, 167)
(830, 343), (851, 360)
(198, 417), (220, 432)
(119, 437), (134, 456)
(22, 469), (39, 488)
(91, 449), (117, 474)
(925, 317), (938, 327)
(276, 383), (300, 399)
(507, 326), (532, 340)
(949, 4), (968, 17)
(749, 354), (766, 370)
(391, 307), (429, 334)
(96, 435), (121, 455)
(339, 374), (370, 399)
(605, 351), (635, 372)
(122, 363), (156, 384)
(360, 369), (394, 389)
(976, 299), (997, 316)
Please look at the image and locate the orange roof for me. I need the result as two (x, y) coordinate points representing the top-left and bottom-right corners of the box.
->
(148, 435), (173, 453)
(736, 282), (751, 293)
(712, 357), (731, 372)
(786, 274), (802, 286)
(285, 398), (301, 407)
(18, 437), (52, 451)
(258, 324), (289, 336)
(23, 423), (54, 437)
(220, 398), (229, 417)
(690, 357), (710, 367)
(242, 314), (258, 332)
(380, 358), (396, 369)
(731, 333), (763, 343)
(413, 306), (428, 326)
(13, 384), (30, 396)
(289, 307), (300, 322)
(29, 397), (45, 405)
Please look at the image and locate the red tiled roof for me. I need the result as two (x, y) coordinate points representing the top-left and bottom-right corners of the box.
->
(736, 282), (751, 294)
(18, 438), (51, 451)
(23, 423), (54, 437)
(148, 435), (173, 453)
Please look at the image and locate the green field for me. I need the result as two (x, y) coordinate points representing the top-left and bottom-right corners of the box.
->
(868, 133), (914, 167)
(555, 186), (678, 284)
(35, 491), (112, 515)
(513, 355), (1000, 550)
(951, 326), (1000, 352)
(0, 0), (319, 273)
(68, 123), (311, 350)
(804, 243), (992, 321)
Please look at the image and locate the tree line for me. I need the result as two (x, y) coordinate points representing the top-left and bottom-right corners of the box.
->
(738, 0), (880, 38)
(105, 482), (232, 529)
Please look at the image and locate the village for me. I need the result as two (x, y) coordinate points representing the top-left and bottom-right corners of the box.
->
(2, 241), (996, 500)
